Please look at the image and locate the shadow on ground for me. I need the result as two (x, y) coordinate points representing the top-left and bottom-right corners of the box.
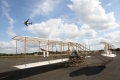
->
(0, 64), (62, 80)
(69, 66), (106, 77)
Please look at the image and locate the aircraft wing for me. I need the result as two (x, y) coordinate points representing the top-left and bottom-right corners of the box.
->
(13, 58), (69, 69)
(26, 19), (29, 22)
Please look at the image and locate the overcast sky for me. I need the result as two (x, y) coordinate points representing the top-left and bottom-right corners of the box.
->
(0, 0), (120, 53)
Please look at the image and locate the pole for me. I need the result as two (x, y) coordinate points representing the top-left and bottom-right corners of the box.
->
(48, 40), (49, 57)
(76, 43), (77, 51)
(39, 41), (40, 61)
(52, 42), (53, 59)
(16, 40), (17, 66)
(68, 42), (70, 56)
(63, 43), (64, 57)
(24, 37), (26, 67)
(61, 41), (63, 60)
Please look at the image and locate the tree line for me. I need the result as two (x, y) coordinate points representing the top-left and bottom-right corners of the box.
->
(0, 48), (120, 56)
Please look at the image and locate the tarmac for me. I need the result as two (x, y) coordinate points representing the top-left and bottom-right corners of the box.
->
(0, 52), (120, 80)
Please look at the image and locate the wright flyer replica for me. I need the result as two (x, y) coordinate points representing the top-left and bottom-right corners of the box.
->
(12, 36), (116, 69)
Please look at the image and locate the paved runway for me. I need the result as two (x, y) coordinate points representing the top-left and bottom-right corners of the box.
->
(0, 52), (120, 80)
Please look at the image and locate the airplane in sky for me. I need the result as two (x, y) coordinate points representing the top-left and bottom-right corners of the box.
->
(24, 19), (32, 26)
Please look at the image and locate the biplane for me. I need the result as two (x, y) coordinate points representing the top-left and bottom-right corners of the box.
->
(12, 36), (116, 70)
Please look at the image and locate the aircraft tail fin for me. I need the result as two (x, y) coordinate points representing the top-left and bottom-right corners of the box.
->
(30, 22), (32, 25)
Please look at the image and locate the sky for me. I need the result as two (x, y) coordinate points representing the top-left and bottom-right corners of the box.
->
(0, 0), (120, 53)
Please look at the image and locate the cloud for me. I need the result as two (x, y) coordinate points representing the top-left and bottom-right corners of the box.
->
(7, 30), (16, 37)
(61, 14), (82, 24)
(0, 41), (16, 49)
(80, 24), (97, 37)
(82, 37), (108, 50)
(1, 0), (9, 7)
(104, 30), (120, 44)
(27, 18), (97, 39)
(106, 3), (112, 6)
(68, 0), (119, 31)
(0, 40), (39, 53)
(83, 30), (120, 46)
(82, 30), (120, 50)
(2, 30), (119, 53)
(27, 18), (62, 38)
(30, 0), (61, 18)
(0, 40), (17, 53)
(1, 0), (16, 37)
(61, 23), (97, 38)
